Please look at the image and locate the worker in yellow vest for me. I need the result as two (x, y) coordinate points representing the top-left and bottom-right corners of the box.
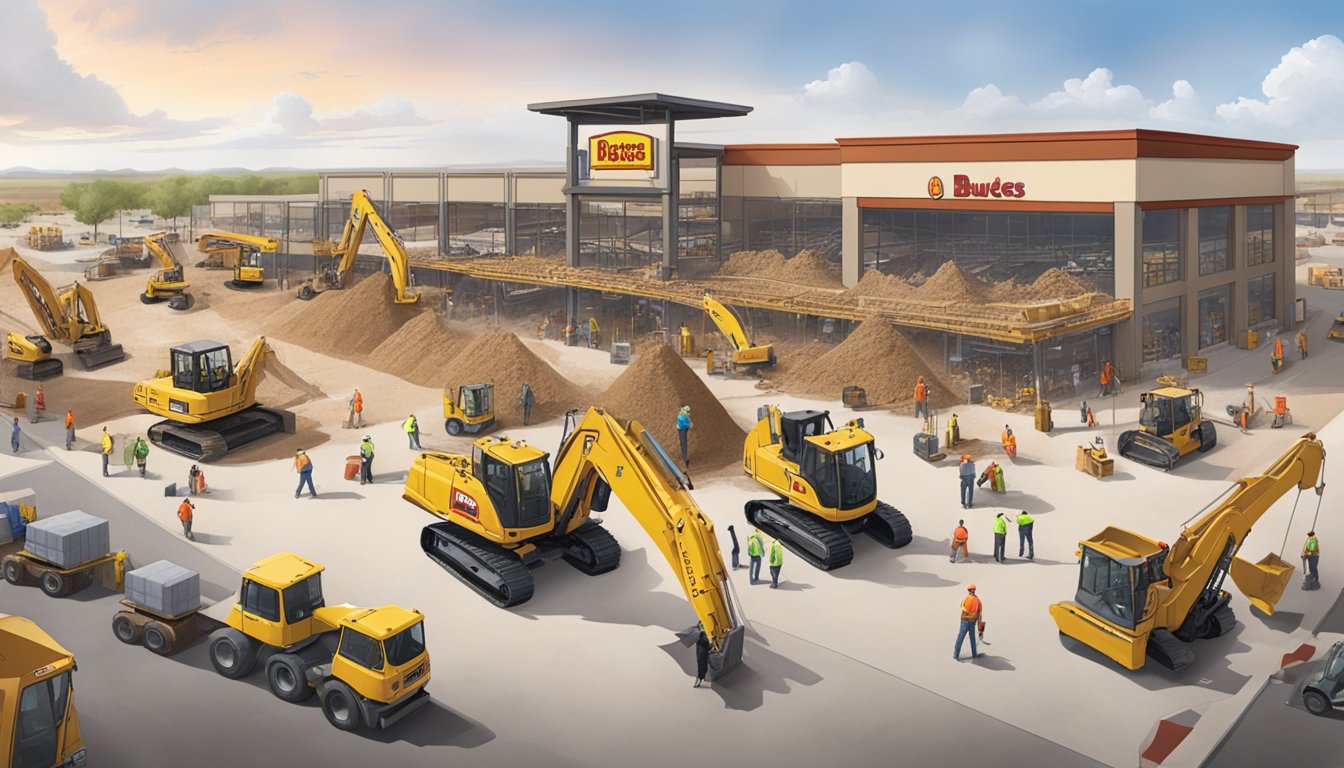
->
(100, 427), (114, 477)
(992, 512), (1008, 563)
(747, 529), (764, 584)
(1015, 510), (1035, 559)
(768, 538), (784, 588)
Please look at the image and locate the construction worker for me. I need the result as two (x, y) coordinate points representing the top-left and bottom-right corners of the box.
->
(1271, 336), (1284, 374)
(64, 408), (75, 450)
(992, 512), (1008, 563)
(9, 417), (18, 454)
(133, 437), (149, 478)
(33, 384), (44, 422)
(914, 375), (929, 420)
(946, 412), (960, 448)
(188, 464), (207, 495)
(727, 524), (741, 569)
(294, 449), (316, 498)
(1015, 510), (1035, 559)
(177, 498), (195, 541)
(950, 519), (970, 563)
(768, 537), (784, 588)
(1099, 360), (1114, 396)
(359, 435), (375, 485)
(1087, 404), (1097, 428)
(1071, 362), (1081, 397)
(679, 323), (693, 356)
(1001, 425), (1017, 458)
(403, 414), (422, 450)
(350, 388), (364, 429)
(1303, 531), (1320, 590)
(520, 383), (536, 426)
(747, 528), (764, 584)
(954, 584), (982, 661)
(1298, 329), (1309, 359)
(958, 454), (975, 509)
(100, 427), (114, 477)
(587, 315), (600, 349)
(1080, 400), (1088, 424)
(676, 405), (693, 467)
(694, 628), (711, 688)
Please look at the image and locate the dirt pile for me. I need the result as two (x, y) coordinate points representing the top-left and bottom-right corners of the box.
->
(365, 311), (469, 387)
(718, 249), (842, 288)
(912, 262), (988, 303)
(444, 332), (587, 425)
(256, 354), (325, 411)
(846, 270), (915, 299)
(1026, 268), (1094, 300)
(264, 273), (421, 361)
(780, 317), (958, 407)
(596, 343), (745, 470)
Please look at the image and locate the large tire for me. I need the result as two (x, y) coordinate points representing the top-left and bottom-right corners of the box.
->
(445, 419), (463, 436)
(139, 292), (157, 304)
(298, 284), (315, 301)
(1303, 689), (1331, 716)
(209, 629), (258, 679)
(40, 570), (67, 597)
(112, 613), (141, 644)
(142, 621), (173, 655)
(321, 681), (362, 731)
(2, 558), (24, 585)
(266, 653), (314, 703)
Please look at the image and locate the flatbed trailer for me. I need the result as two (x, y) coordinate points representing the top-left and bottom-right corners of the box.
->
(111, 599), (220, 656)
(1, 549), (127, 597)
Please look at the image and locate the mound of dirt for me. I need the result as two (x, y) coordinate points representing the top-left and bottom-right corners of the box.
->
(265, 273), (421, 361)
(846, 269), (915, 299)
(986, 278), (1025, 302)
(596, 343), (745, 470)
(256, 354), (325, 411)
(718, 249), (842, 288)
(444, 332), (588, 425)
(365, 311), (469, 387)
(1027, 268), (1095, 300)
(913, 262), (988, 303)
(780, 317), (959, 407)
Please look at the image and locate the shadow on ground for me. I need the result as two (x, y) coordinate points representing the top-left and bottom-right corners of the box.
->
(1058, 624), (1253, 696)
(518, 546), (692, 635)
(832, 535), (961, 589)
(658, 627), (824, 712)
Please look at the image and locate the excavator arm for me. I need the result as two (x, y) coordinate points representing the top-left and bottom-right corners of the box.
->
(703, 294), (751, 352)
(331, 191), (419, 304)
(550, 408), (744, 673)
(11, 253), (66, 341)
(145, 232), (178, 270)
(197, 232), (279, 255)
(230, 336), (271, 405)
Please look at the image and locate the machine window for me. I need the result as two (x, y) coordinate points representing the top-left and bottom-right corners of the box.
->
(14, 672), (70, 768)
(282, 573), (325, 624)
(1326, 648), (1344, 679)
(338, 628), (385, 671)
(384, 622), (426, 667)
(837, 444), (877, 509)
(1077, 548), (1137, 629)
(801, 445), (838, 508)
(242, 579), (280, 622)
(202, 348), (231, 391)
(172, 350), (194, 389)
(514, 459), (552, 528)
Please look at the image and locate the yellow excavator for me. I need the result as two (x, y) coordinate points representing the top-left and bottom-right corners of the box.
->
(8, 250), (126, 377)
(196, 231), (276, 289)
(702, 293), (775, 370)
(404, 407), (744, 677)
(140, 231), (192, 309)
(297, 189), (419, 304)
(132, 336), (295, 461)
(743, 405), (911, 570)
(1, 614), (86, 768)
(1050, 433), (1324, 671)
(1117, 386), (1216, 471)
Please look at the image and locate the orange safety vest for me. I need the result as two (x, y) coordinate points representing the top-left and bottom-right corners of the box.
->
(1274, 337), (1283, 357)
(961, 594), (982, 620)
(1299, 332), (1308, 351)
(177, 502), (193, 522)
(64, 411), (74, 428)
(1002, 431), (1016, 448)
(953, 526), (969, 543)
(914, 382), (927, 402)
(295, 454), (310, 472)
(353, 392), (363, 413)
(1100, 363), (1112, 385)
(35, 390), (45, 409)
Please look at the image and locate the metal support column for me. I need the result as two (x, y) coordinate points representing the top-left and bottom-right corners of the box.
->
(661, 112), (677, 281)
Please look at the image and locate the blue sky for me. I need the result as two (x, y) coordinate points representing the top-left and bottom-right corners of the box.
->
(3, 0), (1344, 169)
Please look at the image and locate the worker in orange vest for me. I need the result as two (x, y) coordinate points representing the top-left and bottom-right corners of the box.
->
(950, 519), (970, 563)
(954, 584), (983, 660)
(64, 408), (75, 450)
(914, 375), (929, 421)
(1001, 425), (1017, 458)
(1271, 336), (1284, 373)
(350, 388), (364, 428)
(32, 384), (45, 423)
(1099, 360), (1114, 396)
(1298, 329), (1308, 359)
(177, 498), (195, 541)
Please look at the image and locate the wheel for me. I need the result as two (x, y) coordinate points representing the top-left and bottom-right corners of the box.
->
(298, 284), (315, 300)
(139, 292), (156, 304)
(320, 681), (363, 731)
(168, 295), (191, 311)
(112, 613), (141, 644)
(2, 558), (24, 585)
(142, 621), (173, 655)
(446, 419), (463, 436)
(1303, 689), (1331, 716)
(40, 570), (67, 597)
(266, 653), (314, 703)
(209, 629), (258, 679)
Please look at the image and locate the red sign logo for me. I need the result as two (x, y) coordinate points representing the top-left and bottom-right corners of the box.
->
(451, 489), (479, 518)
(928, 177), (944, 199)
(952, 174), (1025, 199)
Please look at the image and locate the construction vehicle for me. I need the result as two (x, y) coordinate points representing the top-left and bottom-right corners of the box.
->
(1116, 386), (1215, 471)
(702, 293), (775, 370)
(443, 383), (495, 436)
(1301, 641), (1344, 716)
(10, 250), (126, 371)
(1330, 313), (1344, 342)
(140, 231), (192, 309)
(743, 405), (912, 570)
(132, 336), (295, 461)
(404, 407), (745, 677)
(4, 332), (61, 380)
(3, 548), (127, 599)
(1306, 264), (1344, 289)
(1050, 433), (1324, 671)
(203, 552), (432, 731)
(196, 231), (276, 289)
(296, 189), (419, 304)
(0, 614), (87, 768)
(77, 233), (95, 246)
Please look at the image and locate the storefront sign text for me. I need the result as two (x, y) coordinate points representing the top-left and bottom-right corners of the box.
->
(588, 131), (655, 171)
(951, 174), (1025, 199)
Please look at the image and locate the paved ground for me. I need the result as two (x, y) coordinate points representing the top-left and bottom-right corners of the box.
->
(1204, 654), (1344, 768)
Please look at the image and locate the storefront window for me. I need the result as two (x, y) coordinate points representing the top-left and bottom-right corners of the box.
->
(1248, 273), (1276, 326)
(1141, 299), (1182, 364)
(1197, 284), (1233, 349)
(1141, 209), (1182, 287)
(576, 197), (663, 271)
(1247, 204), (1274, 266)
(514, 204), (566, 258)
(744, 198), (841, 260)
(445, 202), (506, 254)
(1198, 207), (1232, 275)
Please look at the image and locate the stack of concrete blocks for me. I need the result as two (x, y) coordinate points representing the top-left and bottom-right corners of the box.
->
(24, 510), (110, 568)
(125, 560), (200, 618)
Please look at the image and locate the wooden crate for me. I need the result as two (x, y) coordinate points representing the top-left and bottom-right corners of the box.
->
(1187, 356), (1208, 375)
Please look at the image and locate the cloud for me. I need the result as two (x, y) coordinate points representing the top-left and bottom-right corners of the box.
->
(1150, 80), (1202, 123)
(1216, 34), (1344, 133)
(1035, 68), (1147, 114)
(802, 62), (878, 100)
(251, 92), (432, 138)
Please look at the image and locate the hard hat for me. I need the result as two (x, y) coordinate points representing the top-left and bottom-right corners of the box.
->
(681, 405), (690, 412)
(967, 583), (977, 591)
(363, 435), (371, 440)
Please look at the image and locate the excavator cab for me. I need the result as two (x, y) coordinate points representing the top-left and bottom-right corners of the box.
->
(171, 341), (234, 395)
(1330, 313), (1344, 342)
(1117, 387), (1215, 470)
(471, 442), (553, 530)
(3, 332), (62, 379)
(443, 383), (495, 436)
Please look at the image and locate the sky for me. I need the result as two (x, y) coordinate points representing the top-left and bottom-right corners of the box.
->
(3, 0), (1344, 170)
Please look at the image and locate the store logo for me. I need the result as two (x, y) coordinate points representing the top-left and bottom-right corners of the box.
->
(451, 489), (479, 518)
(588, 131), (655, 171)
(928, 176), (944, 199)
(952, 174), (1025, 199)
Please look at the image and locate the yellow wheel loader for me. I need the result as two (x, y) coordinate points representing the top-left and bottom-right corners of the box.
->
(132, 336), (294, 461)
(140, 231), (193, 310)
(10, 250), (125, 370)
(742, 405), (911, 570)
(0, 614), (86, 767)
(4, 331), (62, 379)
(1330, 312), (1344, 342)
(443, 383), (495, 435)
(1116, 386), (1215, 471)
(404, 407), (745, 677)
(1051, 433), (1323, 671)
(206, 552), (432, 732)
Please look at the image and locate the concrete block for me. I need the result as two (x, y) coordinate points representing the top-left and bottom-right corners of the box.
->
(24, 510), (110, 568)
(125, 559), (200, 617)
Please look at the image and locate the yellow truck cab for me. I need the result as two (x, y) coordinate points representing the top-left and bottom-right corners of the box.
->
(208, 553), (432, 731)
(443, 383), (495, 436)
(0, 614), (86, 768)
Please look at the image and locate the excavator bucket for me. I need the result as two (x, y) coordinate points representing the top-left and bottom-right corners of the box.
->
(1229, 552), (1295, 616)
(709, 624), (745, 679)
(1117, 429), (1180, 471)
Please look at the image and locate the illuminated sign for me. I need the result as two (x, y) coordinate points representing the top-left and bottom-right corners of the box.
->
(952, 174), (1025, 199)
(588, 131), (655, 171)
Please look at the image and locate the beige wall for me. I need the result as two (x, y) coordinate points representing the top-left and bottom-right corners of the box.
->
(724, 164), (841, 198)
(325, 174), (384, 200)
(446, 175), (506, 203)
(840, 159), (1137, 201)
(514, 176), (565, 205)
(1135, 158), (1290, 200)
(390, 175), (439, 203)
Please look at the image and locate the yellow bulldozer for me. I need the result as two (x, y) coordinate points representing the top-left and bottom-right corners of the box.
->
(1116, 386), (1216, 471)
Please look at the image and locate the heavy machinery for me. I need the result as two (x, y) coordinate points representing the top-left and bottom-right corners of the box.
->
(1050, 433), (1324, 671)
(0, 614), (86, 768)
(443, 383), (495, 436)
(297, 189), (419, 304)
(1116, 386), (1216, 471)
(743, 405), (912, 570)
(196, 231), (276, 289)
(404, 407), (744, 677)
(1330, 312), (1344, 342)
(1301, 641), (1344, 716)
(10, 251), (126, 371)
(132, 336), (295, 461)
(702, 293), (775, 370)
(141, 231), (192, 309)
(4, 332), (61, 380)
(205, 552), (432, 731)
